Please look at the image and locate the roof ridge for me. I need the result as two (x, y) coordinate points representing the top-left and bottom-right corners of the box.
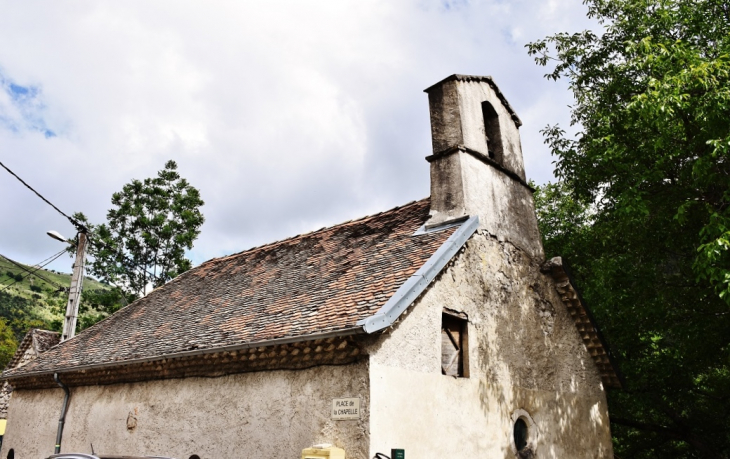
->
(202, 197), (430, 266)
(6, 328), (60, 370)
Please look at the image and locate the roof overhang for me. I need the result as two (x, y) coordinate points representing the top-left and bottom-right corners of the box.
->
(542, 257), (624, 389)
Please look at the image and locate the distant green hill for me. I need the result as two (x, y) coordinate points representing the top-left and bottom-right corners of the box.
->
(0, 255), (108, 294)
(0, 255), (112, 344)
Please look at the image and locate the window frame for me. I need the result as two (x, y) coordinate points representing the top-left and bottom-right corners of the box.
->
(441, 309), (469, 378)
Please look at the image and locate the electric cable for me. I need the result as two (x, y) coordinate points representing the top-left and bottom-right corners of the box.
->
(0, 160), (87, 231)
(1, 161), (174, 293)
(0, 249), (67, 293)
(35, 250), (71, 267)
(0, 253), (65, 289)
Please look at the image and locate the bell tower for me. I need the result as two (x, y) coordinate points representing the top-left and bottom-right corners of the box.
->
(424, 74), (543, 259)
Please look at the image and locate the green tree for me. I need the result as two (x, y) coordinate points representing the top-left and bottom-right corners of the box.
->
(0, 318), (18, 368)
(528, 0), (730, 457)
(77, 287), (135, 329)
(77, 160), (205, 297)
(0, 290), (53, 342)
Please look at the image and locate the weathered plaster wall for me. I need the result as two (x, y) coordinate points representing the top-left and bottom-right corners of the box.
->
(0, 382), (12, 419)
(429, 151), (543, 259)
(366, 231), (613, 458)
(462, 154), (542, 259)
(2, 361), (370, 459)
(454, 80), (525, 179)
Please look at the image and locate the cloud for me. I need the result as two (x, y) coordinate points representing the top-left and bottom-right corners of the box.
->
(0, 70), (57, 137)
(0, 0), (597, 272)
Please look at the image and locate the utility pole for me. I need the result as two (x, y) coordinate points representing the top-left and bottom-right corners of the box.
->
(61, 231), (87, 342)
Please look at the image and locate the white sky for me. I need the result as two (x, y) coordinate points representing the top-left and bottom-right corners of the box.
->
(0, 0), (595, 274)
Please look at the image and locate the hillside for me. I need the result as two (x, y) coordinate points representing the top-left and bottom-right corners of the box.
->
(0, 254), (112, 346)
(0, 255), (108, 294)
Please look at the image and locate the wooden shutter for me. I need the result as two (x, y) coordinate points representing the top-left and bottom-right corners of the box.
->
(441, 315), (463, 376)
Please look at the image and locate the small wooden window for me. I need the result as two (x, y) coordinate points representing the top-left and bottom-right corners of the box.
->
(441, 311), (468, 377)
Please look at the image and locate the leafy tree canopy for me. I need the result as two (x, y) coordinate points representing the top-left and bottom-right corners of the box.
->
(76, 160), (205, 297)
(0, 318), (17, 368)
(528, 0), (729, 457)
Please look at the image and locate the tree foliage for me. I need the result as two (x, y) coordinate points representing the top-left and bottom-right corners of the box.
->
(528, 0), (730, 457)
(77, 287), (135, 329)
(77, 160), (205, 296)
(0, 318), (18, 368)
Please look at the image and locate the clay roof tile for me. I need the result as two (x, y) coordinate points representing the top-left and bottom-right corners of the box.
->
(6, 198), (455, 378)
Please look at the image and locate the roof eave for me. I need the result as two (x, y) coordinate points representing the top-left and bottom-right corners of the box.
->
(542, 256), (625, 390)
(1, 326), (364, 382)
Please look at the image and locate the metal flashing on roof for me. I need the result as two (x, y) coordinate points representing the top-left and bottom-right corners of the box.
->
(412, 215), (469, 235)
(358, 215), (479, 333)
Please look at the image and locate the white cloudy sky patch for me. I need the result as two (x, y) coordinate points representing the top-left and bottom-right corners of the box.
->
(0, 73), (57, 138)
(0, 0), (596, 273)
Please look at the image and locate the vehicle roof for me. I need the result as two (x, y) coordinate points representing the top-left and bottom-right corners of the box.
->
(46, 455), (176, 459)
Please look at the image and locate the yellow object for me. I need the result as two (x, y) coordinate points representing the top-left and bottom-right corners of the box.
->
(0, 419), (6, 436)
(301, 444), (345, 459)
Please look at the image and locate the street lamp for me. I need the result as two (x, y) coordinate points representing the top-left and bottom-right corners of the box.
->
(46, 230), (69, 243)
(48, 229), (87, 342)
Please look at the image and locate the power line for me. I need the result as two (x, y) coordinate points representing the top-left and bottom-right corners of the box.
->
(0, 160), (86, 232)
(0, 249), (67, 293)
(0, 253), (66, 290)
(0, 161), (162, 296)
(35, 250), (69, 267)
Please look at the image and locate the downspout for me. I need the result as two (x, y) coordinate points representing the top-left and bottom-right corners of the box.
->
(53, 373), (70, 454)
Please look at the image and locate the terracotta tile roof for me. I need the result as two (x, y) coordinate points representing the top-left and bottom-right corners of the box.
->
(5, 198), (456, 379)
(5, 329), (59, 370)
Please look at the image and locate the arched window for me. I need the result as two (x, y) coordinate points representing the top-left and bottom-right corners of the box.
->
(481, 101), (503, 164)
(514, 418), (528, 451)
(510, 410), (537, 457)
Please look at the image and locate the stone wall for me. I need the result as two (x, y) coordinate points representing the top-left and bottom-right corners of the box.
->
(366, 231), (614, 458)
(0, 383), (11, 419)
(1, 361), (370, 459)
